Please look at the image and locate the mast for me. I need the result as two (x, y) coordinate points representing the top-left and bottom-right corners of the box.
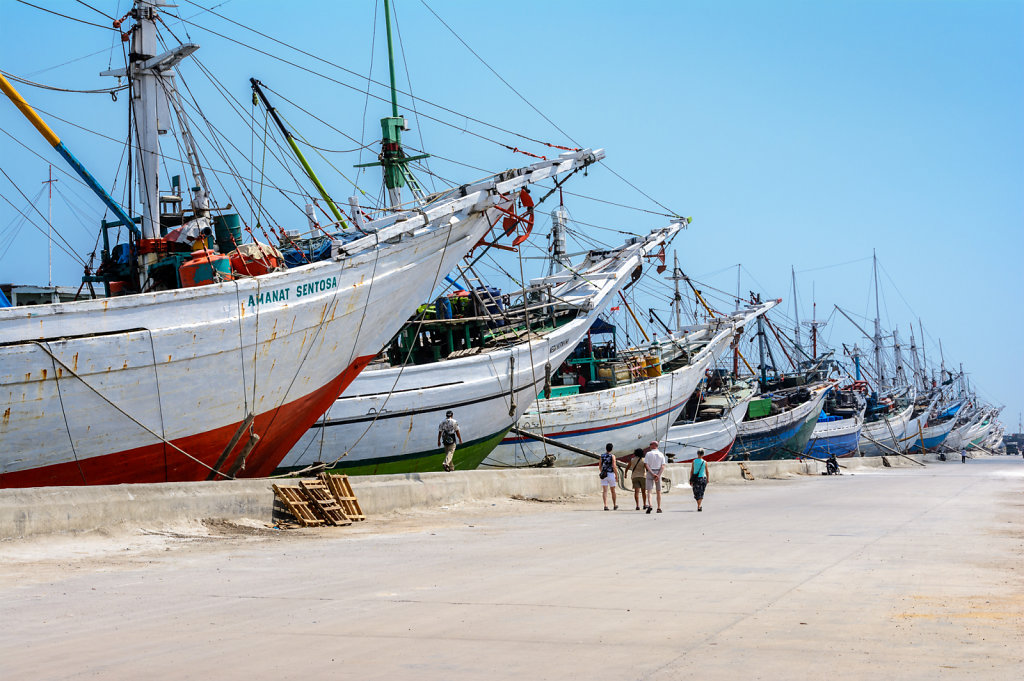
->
(671, 252), (683, 330)
(802, 283), (826, 361)
(130, 0), (161, 242)
(42, 166), (57, 287)
(918, 318), (928, 388)
(735, 264), (741, 312)
(99, 0), (200, 281)
(872, 250), (887, 392)
(355, 0), (430, 208)
(755, 294), (767, 389)
(791, 266), (802, 356)
(166, 88), (210, 219)
(851, 344), (862, 380)
(548, 205), (569, 276)
(939, 338), (947, 382)
(383, 0), (400, 119)
(805, 301), (820, 361)
(909, 325), (922, 392)
(892, 328), (905, 387)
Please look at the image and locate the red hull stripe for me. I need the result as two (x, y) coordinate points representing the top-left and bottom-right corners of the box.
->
(501, 399), (688, 444)
(674, 440), (735, 464)
(0, 355), (376, 489)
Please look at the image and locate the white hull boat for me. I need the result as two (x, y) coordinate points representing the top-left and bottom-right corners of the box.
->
(804, 408), (865, 459)
(858, 392), (916, 456)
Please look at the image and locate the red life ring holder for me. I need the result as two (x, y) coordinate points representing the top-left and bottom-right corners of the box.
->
(501, 188), (535, 247)
(468, 188), (536, 256)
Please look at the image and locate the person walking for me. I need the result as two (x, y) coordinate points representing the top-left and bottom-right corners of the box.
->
(960, 448), (967, 464)
(644, 440), (666, 514)
(625, 448), (648, 510)
(690, 448), (710, 512)
(599, 443), (618, 510)
(437, 410), (463, 472)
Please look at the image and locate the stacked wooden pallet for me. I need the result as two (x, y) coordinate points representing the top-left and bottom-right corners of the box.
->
(272, 473), (366, 527)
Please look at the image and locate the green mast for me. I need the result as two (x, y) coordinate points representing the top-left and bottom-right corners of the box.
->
(384, 0), (400, 119)
(355, 0), (429, 208)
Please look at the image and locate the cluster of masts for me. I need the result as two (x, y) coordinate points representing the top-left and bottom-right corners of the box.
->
(1, 1), (996, 417)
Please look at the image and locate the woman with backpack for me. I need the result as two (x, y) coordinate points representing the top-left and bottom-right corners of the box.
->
(599, 442), (618, 511)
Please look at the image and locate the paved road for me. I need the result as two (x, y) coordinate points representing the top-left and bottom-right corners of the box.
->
(2, 458), (1022, 680)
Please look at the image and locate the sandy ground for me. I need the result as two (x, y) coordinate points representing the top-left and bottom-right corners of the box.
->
(1, 457), (1021, 680)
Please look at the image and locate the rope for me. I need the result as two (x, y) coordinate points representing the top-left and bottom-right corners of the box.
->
(0, 169), (88, 266)
(178, 0), (576, 154)
(73, 0), (115, 21)
(30, 341), (233, 478)
(0, 69), (128, 95)
(14, 0), (119, 32)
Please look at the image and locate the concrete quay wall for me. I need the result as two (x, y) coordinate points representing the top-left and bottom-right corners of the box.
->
(0, 456), (907, 539)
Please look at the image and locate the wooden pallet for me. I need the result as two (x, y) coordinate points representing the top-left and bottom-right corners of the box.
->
(738, 463), (755, 481)
(319, 473), (365, 521)
(299, 479), (352, 526)
(272, 484), (324, 527)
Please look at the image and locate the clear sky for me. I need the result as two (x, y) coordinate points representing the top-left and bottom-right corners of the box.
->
(1, 0), (1022, 430)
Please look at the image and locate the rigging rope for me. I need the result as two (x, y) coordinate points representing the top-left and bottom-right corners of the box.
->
(14, 0), (119, 32)
(0, 169), (88, 266)
(0, 70), (128, 95)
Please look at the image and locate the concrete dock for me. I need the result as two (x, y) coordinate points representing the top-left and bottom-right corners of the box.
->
(1, 457), (1021, 680)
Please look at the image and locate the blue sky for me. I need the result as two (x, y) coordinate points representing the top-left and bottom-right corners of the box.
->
(1, 0), (1022, 430)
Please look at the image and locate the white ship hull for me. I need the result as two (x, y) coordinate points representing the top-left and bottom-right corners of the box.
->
(858, 396), (916, 456)
(805, 407), (864, 459)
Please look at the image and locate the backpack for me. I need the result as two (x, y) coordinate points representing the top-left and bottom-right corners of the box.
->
(440, 419), (457, 446)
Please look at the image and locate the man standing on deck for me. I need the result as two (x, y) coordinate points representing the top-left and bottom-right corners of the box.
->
(438, 410), (463, 472)
(644, 440), (667, 514)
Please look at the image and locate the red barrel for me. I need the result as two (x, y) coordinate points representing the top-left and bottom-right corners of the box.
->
(230, 250), (281, 277)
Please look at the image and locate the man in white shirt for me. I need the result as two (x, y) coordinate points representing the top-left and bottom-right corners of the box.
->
(644, 440), (667, 514)
(437, 410), (463, 472)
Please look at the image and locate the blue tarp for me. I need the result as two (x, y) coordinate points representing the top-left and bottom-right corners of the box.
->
(281, 231), (363, 268)
(937, 402), (963, 420)
(589, 317), (616, 335)
(281, 239), (333, 268)
(0, 288), (10, 308)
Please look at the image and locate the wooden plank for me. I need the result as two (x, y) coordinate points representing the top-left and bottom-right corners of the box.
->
(272, 484), (324, 526)
(738, 463), (755, 481)
(319, 473), (365, 520)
